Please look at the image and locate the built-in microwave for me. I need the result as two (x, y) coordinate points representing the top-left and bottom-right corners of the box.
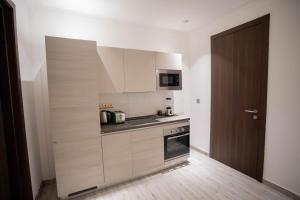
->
(156, 69), (182, 90)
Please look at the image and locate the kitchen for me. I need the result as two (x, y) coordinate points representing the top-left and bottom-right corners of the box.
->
(1, 0), (300, 200)
(46, 36), (190, 198)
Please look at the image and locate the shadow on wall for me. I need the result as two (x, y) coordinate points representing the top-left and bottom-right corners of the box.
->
(21, 80), (42, 197)
(31, 64), (56, 181)
(189, 54), (211, 154)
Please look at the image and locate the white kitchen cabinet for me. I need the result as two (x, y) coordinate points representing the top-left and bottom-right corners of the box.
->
(53, 138), (104, 199)
(50, 106), (100, 142)
(124, 49), (156, 92)
(102, 126), (164, 183)
(102, 132), (132, 184)
(131, 127), (164, 176)
(46, 39), (99, 108)
(46, 36), (101, 141)
(97, 47), (125, 93)
(155, 52), (182, 70)
(46, 37), (104, 198)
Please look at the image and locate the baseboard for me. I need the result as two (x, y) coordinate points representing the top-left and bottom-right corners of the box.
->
(263, 179), (300, 200)
(190, 145), (209, 156)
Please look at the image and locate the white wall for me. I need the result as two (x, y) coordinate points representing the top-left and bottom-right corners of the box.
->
(29, 7), (190, 180)
(21, 82), (42, 197)
(188, 0), (300, 195)
(12, 0), (43, 198)
(13, 0), (34, 81)
(30, 8), (187, 78)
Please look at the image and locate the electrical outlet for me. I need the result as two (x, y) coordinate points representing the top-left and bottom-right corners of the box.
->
(196, 98), (200, 104)
(99, 103), (113, 109)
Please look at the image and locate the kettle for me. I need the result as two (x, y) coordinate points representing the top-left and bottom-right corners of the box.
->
(100, 110), (112, 124)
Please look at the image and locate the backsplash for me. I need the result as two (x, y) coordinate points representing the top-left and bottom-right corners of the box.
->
(99, 91), (175, 118)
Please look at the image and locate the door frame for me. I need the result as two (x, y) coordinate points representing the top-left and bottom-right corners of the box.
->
(0, 0), (33, 199)
(210, 14), (270, 182)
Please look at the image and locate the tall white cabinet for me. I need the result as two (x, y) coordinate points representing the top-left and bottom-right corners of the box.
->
(45, 36), (104, 199)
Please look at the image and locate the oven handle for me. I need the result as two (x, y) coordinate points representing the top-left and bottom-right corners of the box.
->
(167, 133), (189, 140)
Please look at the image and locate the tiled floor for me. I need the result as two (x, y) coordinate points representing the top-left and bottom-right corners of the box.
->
(38, 150), (291, 200)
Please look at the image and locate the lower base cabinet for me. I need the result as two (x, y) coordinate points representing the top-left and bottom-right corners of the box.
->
(53, 137), (104, 198)
(131, 127), (164, 176)
(102, 132), (132, 184)
(102, 127), (164, 185)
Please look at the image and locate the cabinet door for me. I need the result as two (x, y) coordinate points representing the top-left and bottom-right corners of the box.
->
(46, 37), (100, 142)
(131, 127), (164, 176)
(46, 37), (99, 108)
(124, 49), (156, 92)
(50, 106), (100, 142)
(155, 52), (182, 70)
(102, 132), (132, 184)
(97, 47), (124, 93)
(54, 138), (104, 198)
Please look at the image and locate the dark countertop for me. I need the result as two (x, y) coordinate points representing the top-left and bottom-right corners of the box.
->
(101, 115), (190, 134)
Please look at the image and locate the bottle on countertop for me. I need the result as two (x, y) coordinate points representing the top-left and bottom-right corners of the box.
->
(166, 106), (173, 116)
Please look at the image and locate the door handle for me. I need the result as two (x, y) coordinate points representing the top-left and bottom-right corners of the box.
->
(244, 109), (258, 114)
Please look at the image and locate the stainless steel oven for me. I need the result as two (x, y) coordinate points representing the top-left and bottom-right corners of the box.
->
(164, 125), (190, 161)
(157, 69), (182, 90)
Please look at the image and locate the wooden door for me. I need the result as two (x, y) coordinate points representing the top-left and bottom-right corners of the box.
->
(1, 1), (33, 199)
(210, 15), (269, 181)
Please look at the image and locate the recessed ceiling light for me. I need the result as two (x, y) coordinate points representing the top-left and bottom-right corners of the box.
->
(183, 19), (189, 24)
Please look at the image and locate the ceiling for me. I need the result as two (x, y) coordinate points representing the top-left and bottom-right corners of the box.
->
(30, 0), (254, 32)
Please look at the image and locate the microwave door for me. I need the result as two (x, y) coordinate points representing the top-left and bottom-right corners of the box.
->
(160, 74), (172, 86)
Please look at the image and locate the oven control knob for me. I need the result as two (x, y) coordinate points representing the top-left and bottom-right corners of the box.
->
(181, 128), (185, 132)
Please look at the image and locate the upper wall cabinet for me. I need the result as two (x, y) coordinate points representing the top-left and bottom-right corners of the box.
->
(155, 52), (182, 70)
(97, 46), (182, 93)
(124, 49), (156, 92)
(97, 47), (125, 93)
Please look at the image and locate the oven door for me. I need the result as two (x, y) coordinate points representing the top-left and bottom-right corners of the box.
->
(157, 70), (182, 90)
(164, 132), (190, 161)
